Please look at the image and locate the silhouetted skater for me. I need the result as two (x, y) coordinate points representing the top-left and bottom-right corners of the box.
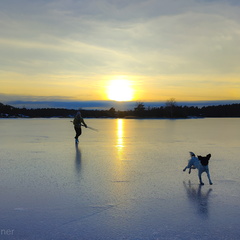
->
(73, 111), (87, 143)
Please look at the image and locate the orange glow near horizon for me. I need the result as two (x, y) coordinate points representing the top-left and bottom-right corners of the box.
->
(1, 73), (239, 103)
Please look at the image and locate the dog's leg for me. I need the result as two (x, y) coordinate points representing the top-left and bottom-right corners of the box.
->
(183, 159), (193, 172)
(198, 171), (204, 185)
(183, 165), (192, 174)
(206, 170), (213, 185)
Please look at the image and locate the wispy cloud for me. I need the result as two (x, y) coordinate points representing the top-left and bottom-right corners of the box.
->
(0, 0), (240, 102)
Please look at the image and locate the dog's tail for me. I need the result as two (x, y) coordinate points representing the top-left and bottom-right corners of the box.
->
(189, 152), (196, 157)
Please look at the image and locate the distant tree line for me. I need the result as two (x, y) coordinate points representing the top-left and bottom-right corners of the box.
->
(1, 101), (240, 118)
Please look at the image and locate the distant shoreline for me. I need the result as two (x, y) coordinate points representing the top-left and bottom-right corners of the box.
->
(1, 116), (240, 120)
(1, 102), (240, 118)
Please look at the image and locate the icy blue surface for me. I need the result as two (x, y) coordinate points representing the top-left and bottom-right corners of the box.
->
(0, 118), (240, 240)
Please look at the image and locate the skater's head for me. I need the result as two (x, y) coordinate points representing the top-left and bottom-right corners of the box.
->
(76, 111), (81, 117)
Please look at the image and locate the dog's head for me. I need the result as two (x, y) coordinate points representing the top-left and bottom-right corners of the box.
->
(198, 153), (211, 166)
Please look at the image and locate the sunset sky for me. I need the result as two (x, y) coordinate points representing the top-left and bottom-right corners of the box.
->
(1, 0), (240, 108)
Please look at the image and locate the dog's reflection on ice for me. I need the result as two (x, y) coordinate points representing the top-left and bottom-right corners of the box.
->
(183, 181), (212, 218)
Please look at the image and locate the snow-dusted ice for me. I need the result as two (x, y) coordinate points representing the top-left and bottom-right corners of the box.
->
(0, 118), (240, 240)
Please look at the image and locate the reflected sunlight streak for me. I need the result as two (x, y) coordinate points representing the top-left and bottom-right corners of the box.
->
(115, 119), (125, 176)
(117, 119), (124, 150)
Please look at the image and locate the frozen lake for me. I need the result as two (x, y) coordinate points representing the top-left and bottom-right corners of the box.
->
(0, 118), (240, 240)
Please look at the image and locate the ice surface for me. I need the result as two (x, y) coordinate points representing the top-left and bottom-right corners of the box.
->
(0, 118), (240, 240)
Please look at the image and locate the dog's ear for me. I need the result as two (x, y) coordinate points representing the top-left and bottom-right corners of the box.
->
(207, 154), (211, 159)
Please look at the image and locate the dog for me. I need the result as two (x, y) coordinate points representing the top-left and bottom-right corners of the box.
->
(183, 152), (213, 185)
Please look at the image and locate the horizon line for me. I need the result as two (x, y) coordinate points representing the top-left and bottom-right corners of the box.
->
(1, 99), (240, 111)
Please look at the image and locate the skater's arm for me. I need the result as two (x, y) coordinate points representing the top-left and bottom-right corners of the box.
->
(81, 118), (87, 128)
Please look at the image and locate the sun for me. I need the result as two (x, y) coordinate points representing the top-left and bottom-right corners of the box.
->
(107, 79), (134, 101)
